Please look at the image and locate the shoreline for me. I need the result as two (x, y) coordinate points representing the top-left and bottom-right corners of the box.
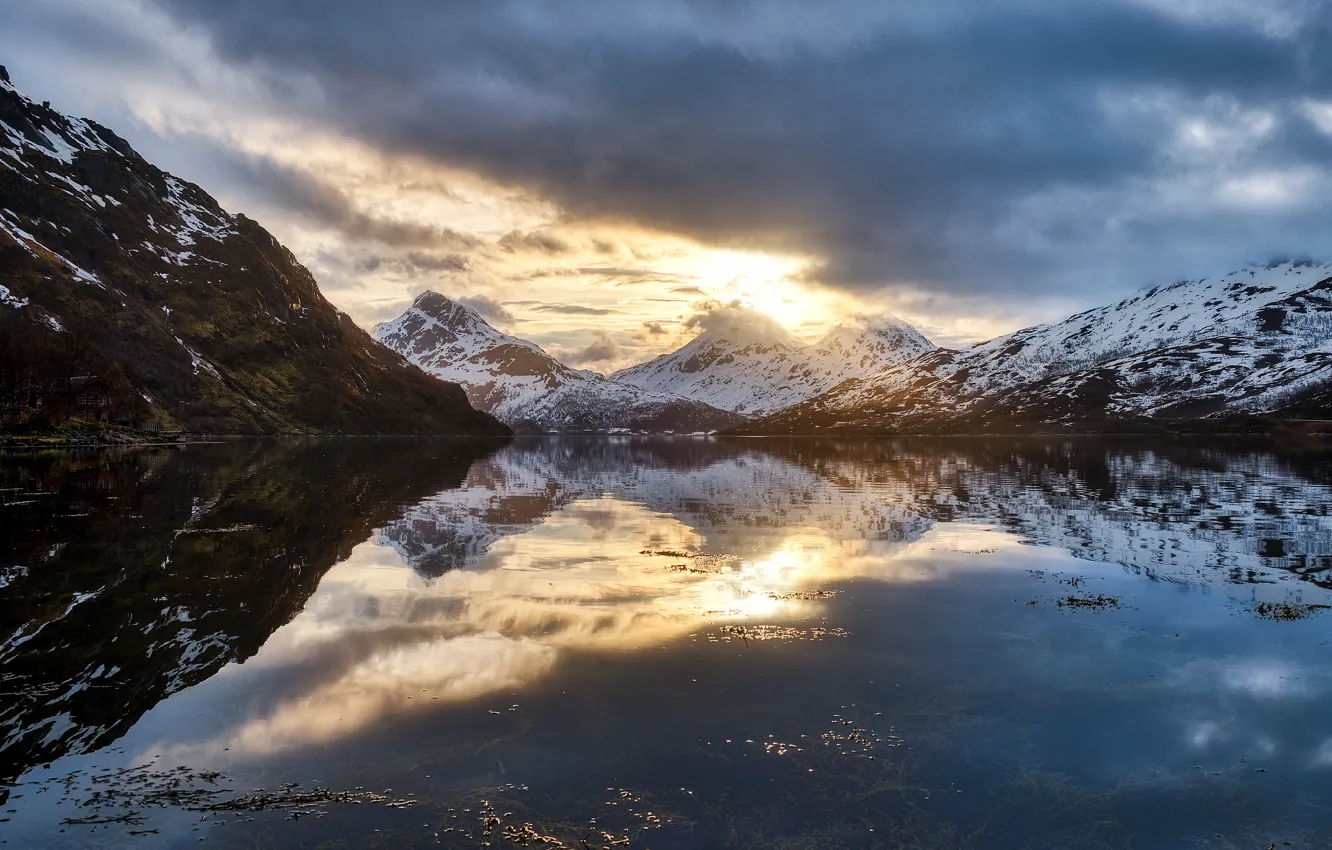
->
(4, 421), (1330, 449)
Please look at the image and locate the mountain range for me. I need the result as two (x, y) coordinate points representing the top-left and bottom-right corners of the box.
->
(375, 292), (746, 434)
(376, 295), (940, 432)
(0, 66), (506, 436)
(611, 308), (935, 416)
(4, 62), (1329, 437)
(733, 260), (1332, 434)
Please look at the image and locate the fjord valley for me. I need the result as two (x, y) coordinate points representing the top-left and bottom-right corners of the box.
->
(8, 437), (1332, 850)
(3, 63), (1331, 439)
(5, 0), (1332, 847)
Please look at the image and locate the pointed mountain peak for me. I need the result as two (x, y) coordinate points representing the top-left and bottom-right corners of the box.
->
(688, 305), (803, 350)
(813, 313), (934, 352)
(408, 291), (493, 333)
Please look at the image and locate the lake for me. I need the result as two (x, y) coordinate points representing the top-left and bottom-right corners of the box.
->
(3, 436), (1332, 849)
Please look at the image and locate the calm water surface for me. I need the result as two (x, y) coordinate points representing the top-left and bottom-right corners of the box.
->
(3, 437), (1332, 849)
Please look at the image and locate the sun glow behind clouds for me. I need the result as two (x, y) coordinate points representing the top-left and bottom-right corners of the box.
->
(121, 61), (848, 362)
(0, 1), (902, 365)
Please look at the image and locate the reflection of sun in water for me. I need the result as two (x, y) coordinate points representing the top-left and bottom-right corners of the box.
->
(143, 498), (1027, 763)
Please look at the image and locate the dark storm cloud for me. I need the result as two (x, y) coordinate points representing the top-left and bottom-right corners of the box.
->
(16, 0), (1332, 301)
(204, 146), (484, 250)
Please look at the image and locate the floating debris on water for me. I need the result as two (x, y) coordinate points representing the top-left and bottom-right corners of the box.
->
(1253, 601), (1332, 621)
(822, 713), (903, 757)
(760, 738), (803, 755)
(19, 759), (419, 835)
(768, 589), (840, 601)
(439, 787), (677, 848)
(1056, 594), (1121, 610)
(710, 624), (850, 643)
(640, 549), (695, 558)
(644, 549), (739, 574)
(666, 562), (712, 574)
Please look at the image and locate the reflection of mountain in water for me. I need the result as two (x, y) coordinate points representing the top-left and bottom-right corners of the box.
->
(760, 439), (1332, 585)
(0, 439), (503, 783)
(378, 439), (935, 576)
(380, 438), (1332, 588)
(7, 437), (1332, 783)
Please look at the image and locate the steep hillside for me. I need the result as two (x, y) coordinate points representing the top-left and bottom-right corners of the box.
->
(735, 261), (1332, 434)
(376, 292), (745, 433)
(0, 66), (507, 436)
(611, 307), (935, 416)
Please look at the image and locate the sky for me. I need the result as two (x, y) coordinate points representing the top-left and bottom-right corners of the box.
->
(3, 0), (1330, 369)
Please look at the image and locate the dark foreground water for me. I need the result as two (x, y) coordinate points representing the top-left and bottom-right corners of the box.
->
(4, 438), (1332, 849)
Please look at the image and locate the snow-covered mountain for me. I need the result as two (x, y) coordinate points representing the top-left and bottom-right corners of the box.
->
(610, 306), (936, 416)
(736, 260), (1332, 433)
(376, 292), (745, 433)
(0, 65), (504, 436)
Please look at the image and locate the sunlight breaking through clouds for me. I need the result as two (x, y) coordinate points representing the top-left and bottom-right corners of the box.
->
(8, 0), (1330, 362)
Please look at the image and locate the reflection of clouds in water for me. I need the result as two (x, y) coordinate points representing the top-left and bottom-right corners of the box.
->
(144, 497), (1027, 761)
(1222, 660), (1309, 699)
(1171, 657), (1315, 701)
(1187, 721), (1229, 750)
(1310, 739), (1332, 768)
(1171, 660), (1314, 765)
(154, 635), (557, 762)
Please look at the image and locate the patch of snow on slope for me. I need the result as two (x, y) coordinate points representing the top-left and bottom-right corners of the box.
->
(0, 284), (28, 308)
(0, 210), (104, 287)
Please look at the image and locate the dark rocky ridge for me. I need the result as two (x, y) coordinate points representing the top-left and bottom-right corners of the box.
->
(0, 66), (507, 435)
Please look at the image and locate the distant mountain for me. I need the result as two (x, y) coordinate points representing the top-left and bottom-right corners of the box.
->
(733, 261), (1332, 434)
(0, 66), (507, 436)
(611, 306), (936, 416)
(376, 292), (745, 433)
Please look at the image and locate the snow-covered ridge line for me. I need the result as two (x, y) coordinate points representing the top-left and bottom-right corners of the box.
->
(611, 307), (936, 416)
(739, 259), (1332, 432)
(376, 292), (745, 433)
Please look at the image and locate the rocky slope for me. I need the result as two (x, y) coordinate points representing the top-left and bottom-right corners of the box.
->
(611, 307), (935, 416)
(0, 66), (507, 435)
(376, 292), (745, 433)
(733, 261), (1332, 434)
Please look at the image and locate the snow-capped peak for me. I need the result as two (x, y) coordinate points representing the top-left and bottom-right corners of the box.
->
(811, 314), (933, 355)
(612, 310), (936, 416)
(383, 291), (524, 355)
(376, 292), (743, 433)
(738, 258), (1332, 434)
(687, 305), (804, 350)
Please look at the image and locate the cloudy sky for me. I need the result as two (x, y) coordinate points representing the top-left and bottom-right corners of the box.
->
(4, 0), (1330, 367)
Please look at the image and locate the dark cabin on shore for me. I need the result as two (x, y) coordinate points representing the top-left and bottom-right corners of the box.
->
(17, 373), (134, 423)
